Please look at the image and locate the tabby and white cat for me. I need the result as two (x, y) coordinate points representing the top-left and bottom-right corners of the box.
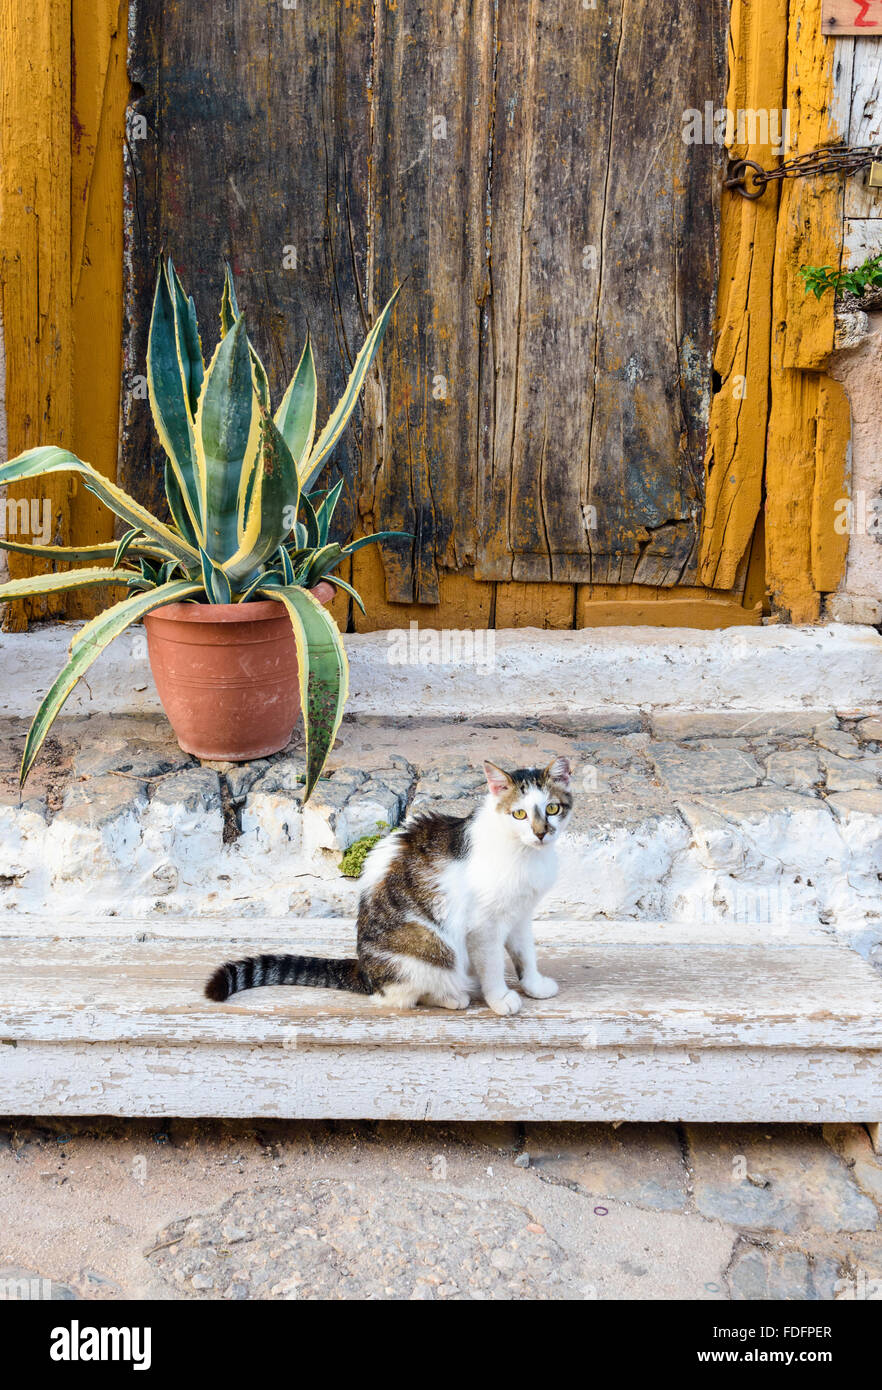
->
(205, 756), (573, 1016)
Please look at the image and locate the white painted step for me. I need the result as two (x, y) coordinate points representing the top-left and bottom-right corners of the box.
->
(2, 918), (881, 1123)
(2, 622), (881, 720)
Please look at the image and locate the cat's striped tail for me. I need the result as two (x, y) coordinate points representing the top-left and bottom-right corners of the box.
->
(204, 953), (373, 1001)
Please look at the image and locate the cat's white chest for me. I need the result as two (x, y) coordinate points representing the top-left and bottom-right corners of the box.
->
(467, 843), (557, 918)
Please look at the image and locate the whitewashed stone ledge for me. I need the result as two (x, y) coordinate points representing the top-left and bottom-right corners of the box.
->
(1, 621), (881, 719)
(2, 714), (882, 927)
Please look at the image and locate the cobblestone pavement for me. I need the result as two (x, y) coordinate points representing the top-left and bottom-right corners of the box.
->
(2, 709), (882, 937)
(0, 1120), (879, 1301)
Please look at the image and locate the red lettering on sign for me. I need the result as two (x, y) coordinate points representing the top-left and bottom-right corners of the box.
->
(854, 0), (880, 27)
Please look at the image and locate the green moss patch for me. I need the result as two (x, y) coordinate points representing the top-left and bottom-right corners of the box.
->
(340, 824), (389, 878)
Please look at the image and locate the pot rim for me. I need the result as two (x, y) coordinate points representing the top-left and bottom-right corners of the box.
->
(143, 584), (333, 625)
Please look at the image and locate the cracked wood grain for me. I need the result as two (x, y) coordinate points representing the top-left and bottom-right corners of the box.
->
(478, 0), (727, 584)
(359, 0), (493, 603)
(122, 0), (727, 604)
(123, 0), (373, 543)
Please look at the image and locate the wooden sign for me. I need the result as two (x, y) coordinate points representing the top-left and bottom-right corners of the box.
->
(823, 0), (882, 33)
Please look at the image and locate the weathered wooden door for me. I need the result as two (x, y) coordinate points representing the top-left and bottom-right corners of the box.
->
(125, 0), (728, 604)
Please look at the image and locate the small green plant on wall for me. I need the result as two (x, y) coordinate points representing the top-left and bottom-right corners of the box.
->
(340, 824), (390, 878)
(0, 260), (404, 797)
(800, 252), (882, 301)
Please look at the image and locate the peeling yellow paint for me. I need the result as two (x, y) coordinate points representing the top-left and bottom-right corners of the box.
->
(702, 0), (850, 622)
(0, 0), (127, 626)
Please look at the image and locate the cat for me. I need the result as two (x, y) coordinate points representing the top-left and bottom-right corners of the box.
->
(205, 755), (573, 1016)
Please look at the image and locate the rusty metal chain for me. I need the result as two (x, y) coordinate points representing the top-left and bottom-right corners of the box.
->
(725, 144), (882, 200)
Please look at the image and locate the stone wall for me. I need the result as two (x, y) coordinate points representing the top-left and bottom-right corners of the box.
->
(828, 295), (882, 625)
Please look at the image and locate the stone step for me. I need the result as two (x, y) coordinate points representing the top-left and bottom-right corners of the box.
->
(2, 918), (881, 1123)
(3, 621), (882, 720)
(2, 711), (882, 935)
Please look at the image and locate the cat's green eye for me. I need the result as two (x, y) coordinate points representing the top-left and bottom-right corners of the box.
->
(512, 809), (527, 820)
(546, 803), (561, 815)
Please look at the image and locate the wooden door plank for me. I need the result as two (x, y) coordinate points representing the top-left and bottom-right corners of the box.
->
(584, 0), (727, 586)
(822, 0), (882, 35)
(477, 0), (726, 586)
(477, 0), (622, 582)
(123, 0), (374, 541)
(351, 546), (493, 632)
(69, 0), (128, 600)
(812, 376), (851, 591)
(766, 0), (848, 621)
(843, 36), (882, 218)
(359, 0), (493, 603)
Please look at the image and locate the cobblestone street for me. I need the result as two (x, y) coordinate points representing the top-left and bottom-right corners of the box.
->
(1, 1120), (879, 1300)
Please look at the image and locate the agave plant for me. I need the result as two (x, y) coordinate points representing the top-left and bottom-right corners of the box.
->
(0, 260), (403, 796)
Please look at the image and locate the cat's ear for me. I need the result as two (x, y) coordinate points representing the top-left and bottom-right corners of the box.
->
(483, 761), (513, 796)
(545, 755), (572, 787)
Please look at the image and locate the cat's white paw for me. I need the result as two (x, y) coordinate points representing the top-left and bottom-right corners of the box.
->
(435, 988), (470, 1011)
(487, 989), (522, 1016)
(522, 975), (559, 999)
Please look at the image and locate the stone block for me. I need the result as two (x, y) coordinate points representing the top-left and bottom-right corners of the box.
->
(408, 796), (475, 820)
(825, 594), (882, 626)
(685, 1125), (878, 1235)
(150, 769), (222, 814)
(522, 1123), (689, 1212)
(339, 781), (403, 846)
(249, 757), (306, 795)
(651, 711), (836, 739)
(814, 728), (861, 759)
(820, 752), (882, 794)
(650, 743), (763, 796)
(827, 788), (882, 820)
(239, 791), (303, 851)
(57, 775), (148, 829)
(728, 1248), (822, 1301)
(764, 749), (821, 792)
(224, 761), (270, 800)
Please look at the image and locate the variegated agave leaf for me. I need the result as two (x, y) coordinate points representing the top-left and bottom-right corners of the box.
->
(258, 583), (349, 796)
(225, 408), (300, 585)
(147, 260), (203, 538)
(0, 447), (197, 565)
(196, 314), (261, 564)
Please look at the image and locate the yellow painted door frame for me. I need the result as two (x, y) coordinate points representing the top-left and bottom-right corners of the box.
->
(701, 0), (850, 624)
(0, 0), (849, 629)
(0, 0), (127, 627)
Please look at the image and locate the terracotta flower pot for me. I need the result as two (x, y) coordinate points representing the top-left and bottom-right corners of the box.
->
(143, 583), (335, 761)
